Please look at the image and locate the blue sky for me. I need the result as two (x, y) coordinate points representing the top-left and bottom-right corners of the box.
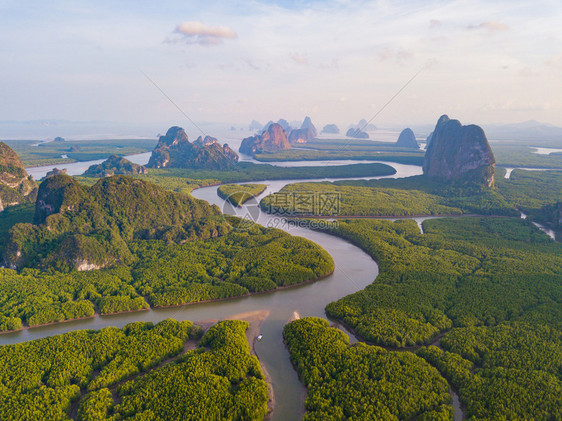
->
(1, 0), (561, 130)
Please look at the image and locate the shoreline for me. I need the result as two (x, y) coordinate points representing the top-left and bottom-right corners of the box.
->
(283, 311), (308, 419)
(186, 165), (398, 196)
(224, 310), (275, 419)
(0, 270), (334, 336)
(151, 268), (335, 310)
(0, 307), (153, 336)
(269, 212), (519, 220)
(217, 184), (268, 207)
(329, 315), (450, 351)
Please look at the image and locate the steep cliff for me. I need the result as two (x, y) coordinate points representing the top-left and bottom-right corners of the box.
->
(0, 142), (38, 211)
(239, 123), (291, 156)
(288, 116), (317, 144)
(423, 115), (495, 187)
(42, 168), (68, 180)
(147, 127), (238, 170)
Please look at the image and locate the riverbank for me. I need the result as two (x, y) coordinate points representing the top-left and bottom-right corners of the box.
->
(225, 310), (275, 420)
(148, 268), (335, 309)
(0, 269), (334, 335)
(217, 183), (268, 206)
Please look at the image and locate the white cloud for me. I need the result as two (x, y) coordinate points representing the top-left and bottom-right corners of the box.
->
(467, 20), (509, 33)
(169, 21), (237, 46)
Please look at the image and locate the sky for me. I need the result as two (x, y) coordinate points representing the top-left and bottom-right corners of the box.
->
(1, 0), (562, 133)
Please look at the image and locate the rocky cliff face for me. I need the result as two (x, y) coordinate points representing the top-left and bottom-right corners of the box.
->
(83, 155), (148, 178)
(43, 168), (68, 180)
(147, 127), (238, 170)
(239, 123), (291, 156)
(396, 128), (419, 149)
(288, 116), (317, 144)
(423, 115), (495, 187)
(193, 135), (218, 147)
(34, 174), (86, 225)
(301, 116), (317, 137)
(0, 142), (38, 211)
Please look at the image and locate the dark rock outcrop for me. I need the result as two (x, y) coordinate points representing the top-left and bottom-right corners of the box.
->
(42, 168), (68, 180)
(396, 128), (419, 149)
(301, 116), (317, 137)
(321, 124), (340, 134)
(346, 128), (369, 139)
(147, 127), (238, 170)
(0, 142), (38, 211)
(239, 123), (292, 156)
(288, 116), (317, 144)
(83, 155), (148, 178)
(193, 135), (219, 147)
(423, 115), (495, 187)
(288, 129), (311, 144)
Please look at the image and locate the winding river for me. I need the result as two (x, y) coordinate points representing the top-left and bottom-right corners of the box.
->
(9, 137), (556, 420)
(12, 152), (558, 419)
(11, 144), (557, 419)
(7, 158), (430, 419)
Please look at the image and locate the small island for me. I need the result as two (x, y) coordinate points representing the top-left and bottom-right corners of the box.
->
(83, 154), (148, 177)
(218, 183), (267, 207)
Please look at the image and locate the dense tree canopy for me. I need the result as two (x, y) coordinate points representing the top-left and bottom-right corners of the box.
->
(0, 220), (333, 331)
(321, 217), (561, 347)
(0, 319), (268, 421)
(302, 216), (562, 420)
(284, 317), (453, 420)
(3, 175), (228, 271)
(0, 319), (199, 420)
(217, 183), (267, 206)
(114, 320), (268, 421)
(418, 323), (562, 420)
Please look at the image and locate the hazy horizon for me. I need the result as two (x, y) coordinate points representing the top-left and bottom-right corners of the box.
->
(2, 0), (562, 132)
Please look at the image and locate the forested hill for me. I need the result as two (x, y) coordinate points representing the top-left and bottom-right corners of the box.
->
(3, 174), (231, 271)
